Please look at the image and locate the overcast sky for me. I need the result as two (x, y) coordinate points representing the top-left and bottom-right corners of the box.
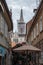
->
(6, 0), (37, 32)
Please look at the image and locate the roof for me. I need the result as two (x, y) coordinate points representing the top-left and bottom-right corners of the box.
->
(0, 0), (13, 31)
(20, 9), (24, 21)
(13, 44), (41, 52)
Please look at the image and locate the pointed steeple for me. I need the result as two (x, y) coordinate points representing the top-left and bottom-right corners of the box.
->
(20, 9), (24, 21)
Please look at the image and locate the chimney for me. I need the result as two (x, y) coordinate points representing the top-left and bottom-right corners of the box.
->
(33, 0), (41, 14)
(33, 9), (37, 13)
(10, 9), (12, 17)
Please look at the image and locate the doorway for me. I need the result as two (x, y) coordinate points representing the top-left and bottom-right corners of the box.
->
(0, 56), (2, 65)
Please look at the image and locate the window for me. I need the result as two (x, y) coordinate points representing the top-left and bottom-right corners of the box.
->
(40, 52), (43, 59)
(31, 31), (33, 41)
(13, 39), (18, 43)
(5, 22), (8, 38)
(0, 13), (1, 30)
(1, 15), (5, 34)
(40, 16), (42, 32)
(0, 13), (8, 37)
(36, 23), (39, 35)
(34, 27), (36, 38)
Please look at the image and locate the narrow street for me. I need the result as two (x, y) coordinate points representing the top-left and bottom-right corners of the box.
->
(0, 0), (43, 65)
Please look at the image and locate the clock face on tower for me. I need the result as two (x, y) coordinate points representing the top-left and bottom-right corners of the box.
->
(18, 23), (26, 35)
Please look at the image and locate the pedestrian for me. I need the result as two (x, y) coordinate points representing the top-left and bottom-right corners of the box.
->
(17, 60), (22, 65)
(19, 60), (22, 65)
(29, 61), (33, 65)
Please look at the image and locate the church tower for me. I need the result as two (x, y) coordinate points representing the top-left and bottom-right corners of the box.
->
(17, 9), (26, 43)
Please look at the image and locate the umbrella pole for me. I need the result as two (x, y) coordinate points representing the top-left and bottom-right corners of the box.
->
(38, 52), (39, 65)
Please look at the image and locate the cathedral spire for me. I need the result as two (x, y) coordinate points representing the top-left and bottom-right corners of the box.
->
(20, 9), (24, 21)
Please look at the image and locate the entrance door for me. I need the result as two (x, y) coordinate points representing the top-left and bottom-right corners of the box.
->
(0, 56), (2, 65)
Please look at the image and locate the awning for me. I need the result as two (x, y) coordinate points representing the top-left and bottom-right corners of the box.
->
(13, 44), (41, 52)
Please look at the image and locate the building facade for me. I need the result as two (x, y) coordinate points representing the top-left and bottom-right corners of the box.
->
(10, 32), (18, 44)
(26, 19), (33, 42)
(0, 0), (13, 65)
(27, 0), (43, 65)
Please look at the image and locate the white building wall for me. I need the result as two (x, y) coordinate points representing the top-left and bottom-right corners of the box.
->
(18, 37), (26, 43)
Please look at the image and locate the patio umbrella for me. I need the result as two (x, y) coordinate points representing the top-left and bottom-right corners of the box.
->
(13, 44), (41, 65)
(13, 44), (41, 52)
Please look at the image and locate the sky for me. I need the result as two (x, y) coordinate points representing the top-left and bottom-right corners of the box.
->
(6, 0), (37, 32)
